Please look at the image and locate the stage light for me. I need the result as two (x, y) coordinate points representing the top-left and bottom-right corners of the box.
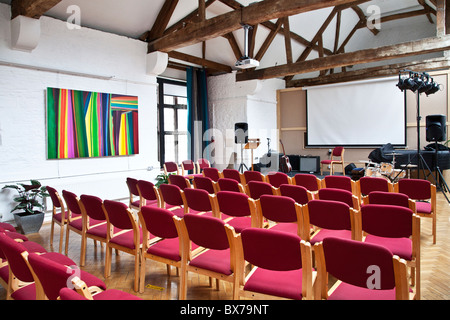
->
(396, 70), (442, 96)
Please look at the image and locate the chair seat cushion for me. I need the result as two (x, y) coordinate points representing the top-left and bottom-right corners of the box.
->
(0, 264), (9, 283)
(143, 199), (159, 207)
(224, 216), (252, 233)
(130, 200), (140, 208)
(328, 281), (396, 300)
(416, 201), (432, 214)
(87, 223), (121, 239)
(189, 248), (232, 275)
(146, 238), (181, 262)
(11, 283), (36, 300)
(166, 206), (185, 217)
(321, 160), (332, 164)
(110, 228), (143, 249)
(244, 267), (304, 300)
(269, 222), (300, 237)
(53, 211), (68, 223)
(364, 234), (412, 260)
(310, 229), (352, 245)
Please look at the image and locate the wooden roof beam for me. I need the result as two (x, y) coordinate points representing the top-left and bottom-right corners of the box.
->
(11, 0), (61, 19)
(236, 34), (450, 81)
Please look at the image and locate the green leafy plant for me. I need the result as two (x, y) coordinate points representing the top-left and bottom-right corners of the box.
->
(155, 173), (173, 188)
(2, 180), (49, 215)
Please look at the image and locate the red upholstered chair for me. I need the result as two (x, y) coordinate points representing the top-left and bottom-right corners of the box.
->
(293, 173), (322, 193)
(302, 199), (358, 245)
(169, 174), (192, 190)
(267, 172), (291, 188)
(365, 191), (416, 212)
(196, 158), (211, 173)
(181, 188), (215, 217)
(62, 190), (83, 255)
(159, 184), (185, 217)
(0, 223), (28, 242)
(0, 222), (16, 232)
(279, 184), (313, 205)
(27, 252), (140, 300)
(322, 175), (355, 193)
(235, 227), (315, 300)
(217, 178), (246, 194)
(193, 176), (217, 194)
(246, 181), (277, 200)
(137, 179), (161, 208)
(317, 188), (360, 211)
(256, 195), (303, 237)
(126, 177), (140, 210)
(213, 191), (260, 233)
(395, 178), (437, 244)
(103, 200), (142, 292)
(223, 168), (243, 183)
(181, 159), (202, 179)
(203, 167), (222, 182)
(164, 161), (179, 175)
(314, 237), (410, 300)
(356, 176), (394, 204)
(46, 186), (68, 253)
(78, 194), (110, 267)
(243, 170), (265, 184)
(359, 204), (420, 299)
(138, 206), (201, 294)
(174, 214), (238, 300)
(320, 146), (345, 175)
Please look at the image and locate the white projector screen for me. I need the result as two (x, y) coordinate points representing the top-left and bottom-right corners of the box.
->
(306, 77), (406, 147)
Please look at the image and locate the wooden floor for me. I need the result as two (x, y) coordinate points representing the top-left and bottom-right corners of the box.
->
(1, 192), (449, 301)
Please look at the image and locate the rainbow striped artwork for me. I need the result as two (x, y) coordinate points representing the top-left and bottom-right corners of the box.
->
(46, 88), (139, 159)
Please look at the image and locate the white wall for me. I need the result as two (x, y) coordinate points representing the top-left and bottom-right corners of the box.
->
(0, 3), (160, 222)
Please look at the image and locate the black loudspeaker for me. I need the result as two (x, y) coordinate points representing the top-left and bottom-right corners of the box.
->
(235, 122), (248, 144)
(426, 115), (446, 142)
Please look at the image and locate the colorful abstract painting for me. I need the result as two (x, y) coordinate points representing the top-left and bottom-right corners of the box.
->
(46, 88), (139, 159)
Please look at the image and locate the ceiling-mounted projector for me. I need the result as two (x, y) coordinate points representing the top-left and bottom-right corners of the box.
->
(235, 57), (259, 69)
(235, 24), (259, 69)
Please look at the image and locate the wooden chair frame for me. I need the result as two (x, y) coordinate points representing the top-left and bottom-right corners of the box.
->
(63, 191), (83, 256)
(47, 187), (67, 254)
(320, 147), (345, 175)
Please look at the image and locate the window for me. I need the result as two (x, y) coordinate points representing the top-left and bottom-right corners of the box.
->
(157, 78), (188, 166)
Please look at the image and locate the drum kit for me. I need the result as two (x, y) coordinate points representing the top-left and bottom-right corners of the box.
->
(363, 152), (406, 182)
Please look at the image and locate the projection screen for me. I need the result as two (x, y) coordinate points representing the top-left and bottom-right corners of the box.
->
(306, 77), (406, 147)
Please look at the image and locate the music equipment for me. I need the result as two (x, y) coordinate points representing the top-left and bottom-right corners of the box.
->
(279, 140), (292, 173)
(234, 123), (248, 144)
(426, 115), (446, 142)
(299, 156), (320, 173)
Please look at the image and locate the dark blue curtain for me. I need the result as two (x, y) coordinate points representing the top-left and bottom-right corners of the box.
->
(187, 67), (209, 161)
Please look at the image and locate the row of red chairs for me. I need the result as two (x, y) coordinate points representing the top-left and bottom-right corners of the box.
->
(0, 222), (141, 300)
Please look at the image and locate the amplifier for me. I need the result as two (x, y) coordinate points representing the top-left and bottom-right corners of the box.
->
(299, 156), (320, 173)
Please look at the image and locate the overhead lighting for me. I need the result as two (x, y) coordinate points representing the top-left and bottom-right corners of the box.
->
(397, 70), (443, 96)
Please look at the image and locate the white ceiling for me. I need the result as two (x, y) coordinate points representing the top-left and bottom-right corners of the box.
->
(0, 0), (440, 79)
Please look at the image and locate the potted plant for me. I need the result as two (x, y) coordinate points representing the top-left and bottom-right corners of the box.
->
(155, 172), (173, 187)
(2, 180), (49, 234)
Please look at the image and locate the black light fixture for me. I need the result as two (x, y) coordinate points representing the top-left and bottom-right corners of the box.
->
(396, 69), (443, 96)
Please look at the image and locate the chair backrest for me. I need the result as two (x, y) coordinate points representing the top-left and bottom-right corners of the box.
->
(159, 184), (184, 207)
(320, 237), (396, 290)
(367, 191), (410, 208)
(183, 188), (212, 212)
(181, 159), (195, 171)
(222, 169), (241, 182)
(126, 177), (139, 196)
(293, 173), (321, 192)
(267, 172), (290, 188)
(332, 146), (344, 157)
(62, 190), (82, 215)
(169, 174), (191, 190)
(241, 228), (302, 271)
(216, 191), (251, 217)
(323, 175), (352, 192)
(305, 199), (352, 231)
(183, 214), (229, 250)
(203, 167), (220, 182)
(80, 194), (106, 221)
(137, 180), (158, 201)
(46, 186), (63, 209)
(27, 252), (78, 300)
(218, 178), (242, 193)
(197, 158), (210, 171)
(103, 200), (135, 230)
(193, 176), (215, 194)
(318, 188), (355, 208)
(279, 184), (311, 205)
(359, 176), (391, 196)
(361, 204), (413, 238)
(397, 178), (432, 200)
(247, 181), (274, 199)
(243, 170), (264, 183)
(139, 206), (178, 239)
(164, 162), (179, 174)
(0, 233), (34, 283)
(259, 195), (298, 223)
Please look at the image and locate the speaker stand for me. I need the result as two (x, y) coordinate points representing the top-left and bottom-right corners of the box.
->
(238, 143), (248, 173)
